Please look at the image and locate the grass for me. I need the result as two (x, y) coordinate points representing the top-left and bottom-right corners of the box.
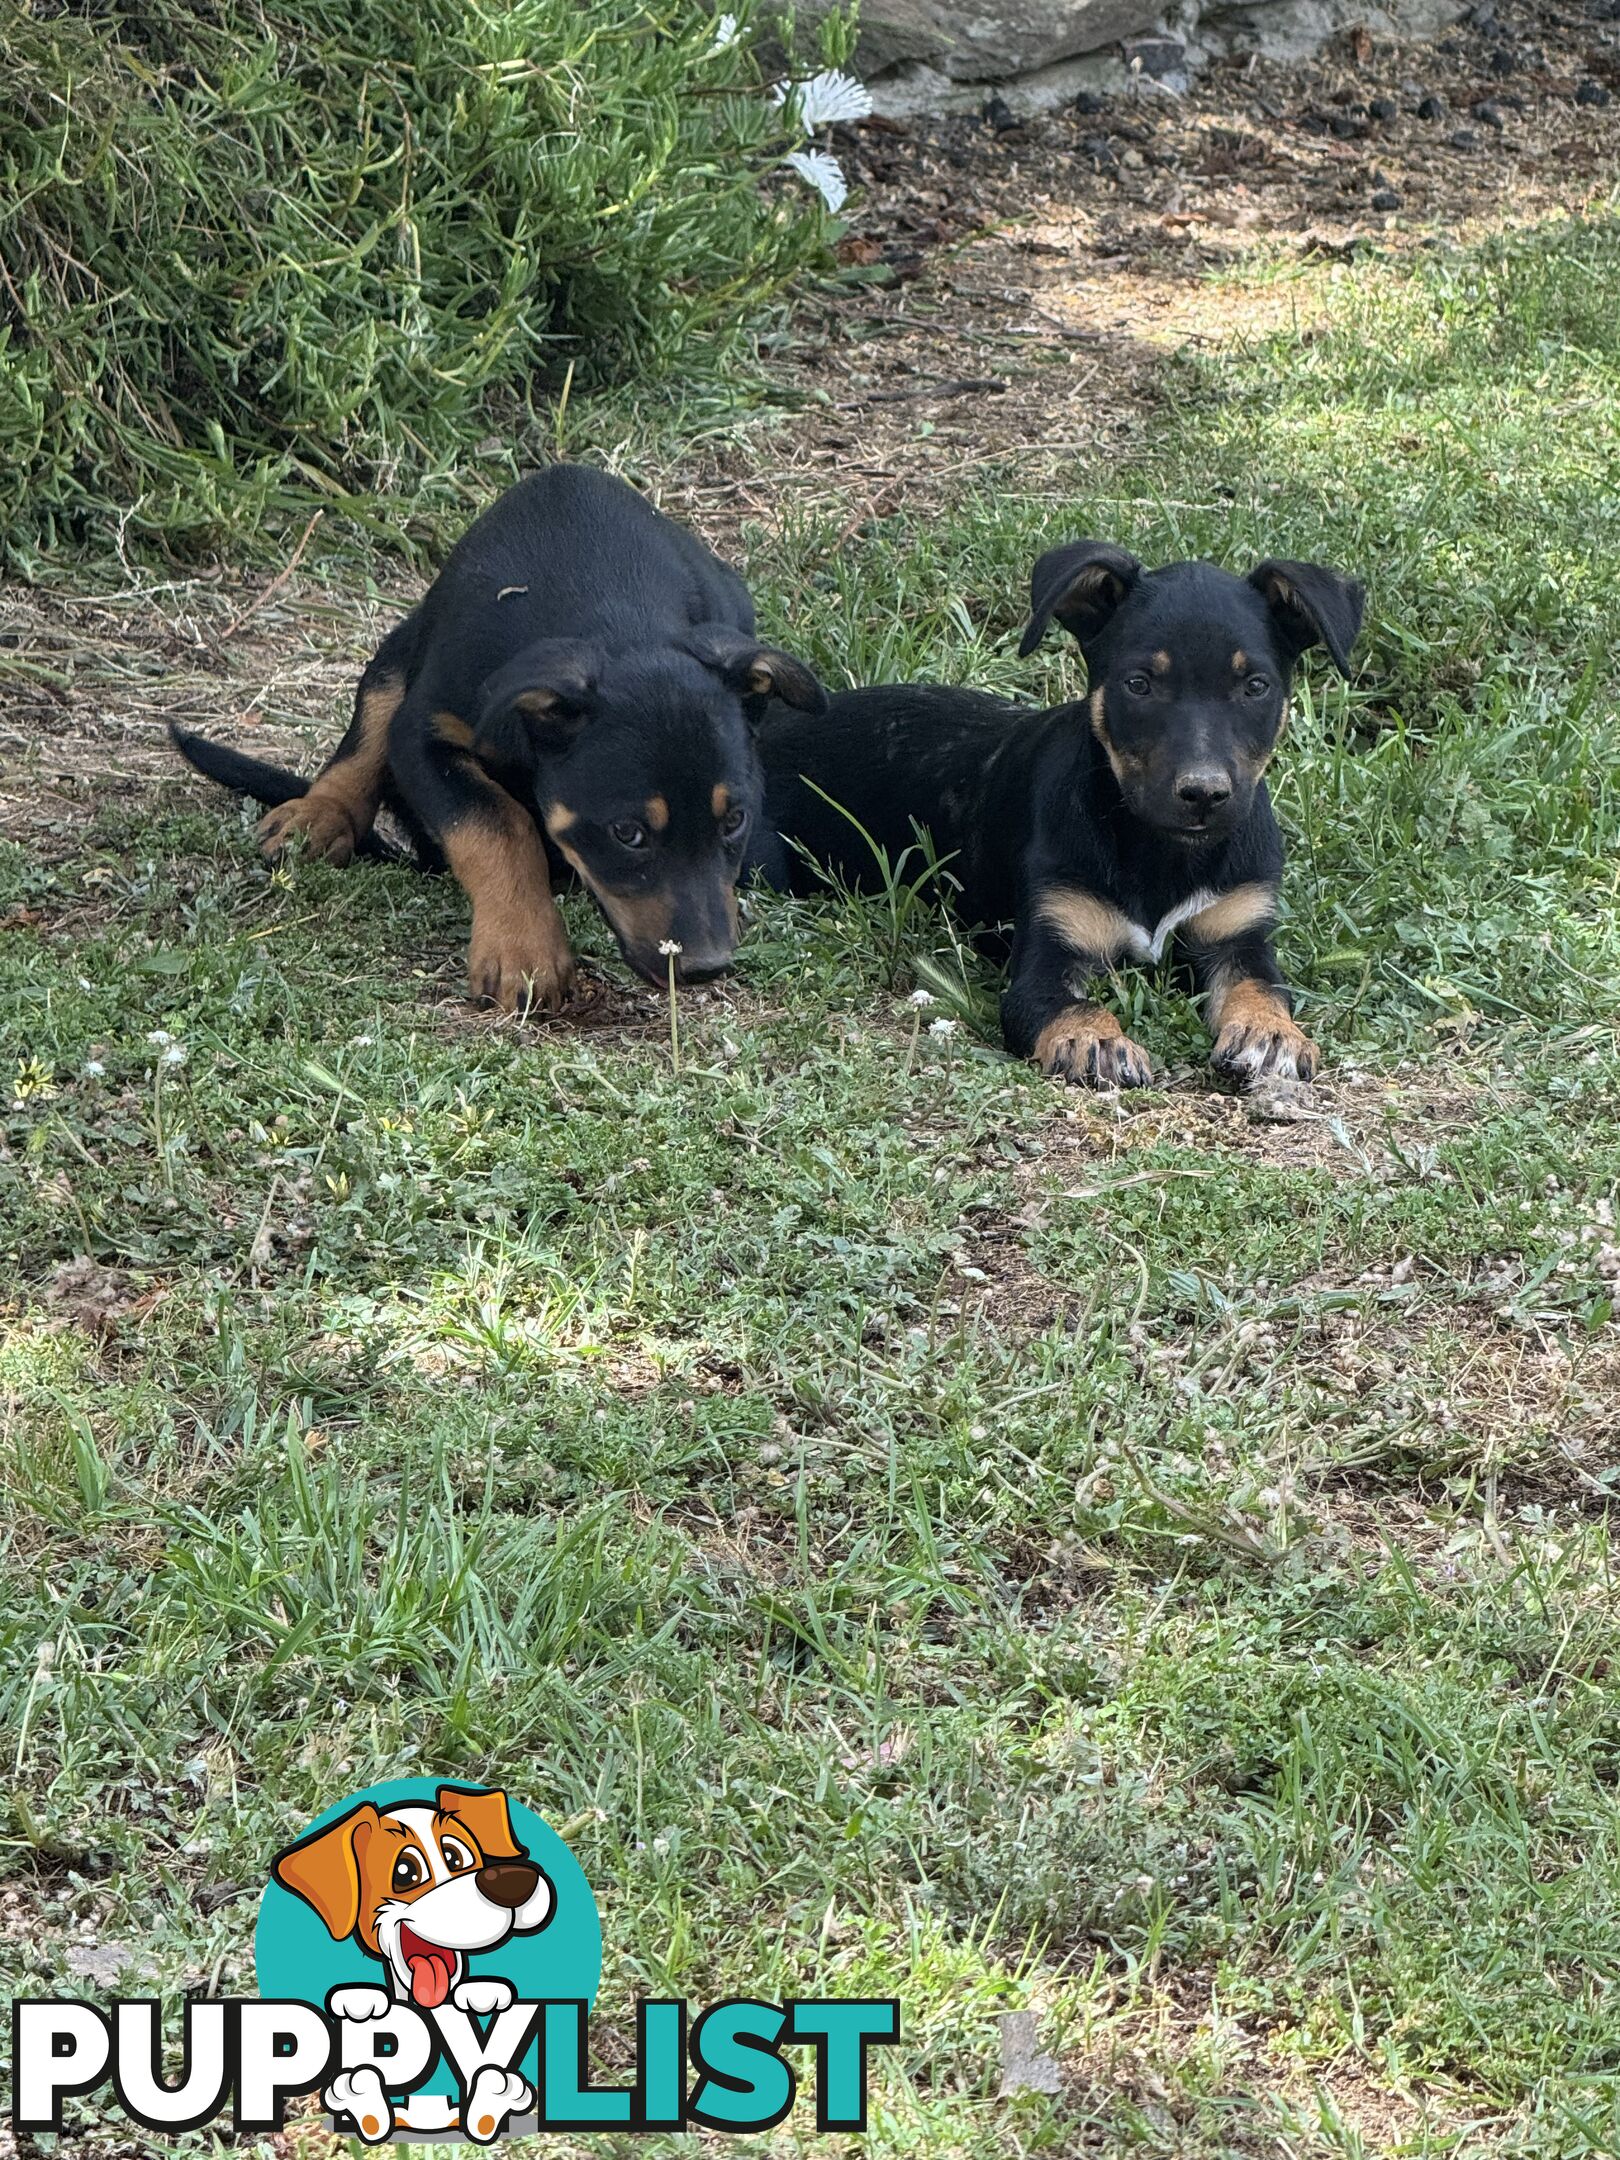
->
(3, 211), (1620, 2156)
(0, 0), (845, 569)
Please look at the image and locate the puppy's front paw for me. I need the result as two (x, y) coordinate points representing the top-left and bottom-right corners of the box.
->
(328, 1983), (391, 2022)
(1034, 1008), (1156, 1089)
(464, 2066), (533, 2144)
(258, 794), (357, 866)
(452, 1976), (516, 2016)
(467, 912), (575, 1015)
(1211, 982), (1318, 1085)
(325, 2067), (393, 2144)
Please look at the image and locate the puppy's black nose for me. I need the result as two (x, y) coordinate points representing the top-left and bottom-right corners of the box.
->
(668, 948), (733, 984)
(476, 1861), (541, 1909)
(1175, 768), (1233, 811)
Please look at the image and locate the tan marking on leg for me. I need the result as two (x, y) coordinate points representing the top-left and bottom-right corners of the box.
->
(1033, 1004), (1155, 1090)
(431, 711), (475, 750)
(258, 669), (404, 865)
(644, 795), (670, 832)
(544, 803), (578, 838)
(445, 802), (574, 1015)
(1035, 886), (1135, 963)
(1231, 649), (1248, 673)
(712, 783), (730, 819)
(1181, 881), (1278, 947)
(1207, 970), (1318, 1084)
(1151, 649), (1171, 675)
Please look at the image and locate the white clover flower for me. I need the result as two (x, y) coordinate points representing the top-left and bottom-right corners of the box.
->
(908, 988), (936, 1007)
(81, 1060), (106, 1079)
(146, 1029), (173, 1047)
(658, 939), (684, 957)
(773, 68), (873, 129)
(162, 1042), (188, 1068)
(928, 1017), (957, 1038)
(784, 148), (849, 214)
(706, 12), (741, 56)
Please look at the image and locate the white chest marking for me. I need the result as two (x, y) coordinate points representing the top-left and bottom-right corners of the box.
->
(1120, 889), (1221, 964)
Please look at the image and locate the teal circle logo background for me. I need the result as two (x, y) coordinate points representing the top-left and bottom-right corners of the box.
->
(254, 1779), (601, 2099)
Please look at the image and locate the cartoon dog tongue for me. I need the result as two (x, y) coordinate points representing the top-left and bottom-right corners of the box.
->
(401, 1927), (457, 2008)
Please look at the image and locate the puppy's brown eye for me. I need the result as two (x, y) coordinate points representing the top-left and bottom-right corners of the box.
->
(1245, 674), (1272, 699)
(391, 1852), (425, 1893)
(440, 1838), (476, 1875)
(721, 805), (747, 839)
(1124, 673), (1153, 698)
(610, 820), (648, 850)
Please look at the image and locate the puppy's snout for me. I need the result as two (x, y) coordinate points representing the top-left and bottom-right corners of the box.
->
(1174, 768), (1233, 812)
(476, 1861), (541, 1909)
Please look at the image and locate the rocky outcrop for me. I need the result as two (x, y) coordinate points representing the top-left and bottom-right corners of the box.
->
(811, 0), (1467, 113)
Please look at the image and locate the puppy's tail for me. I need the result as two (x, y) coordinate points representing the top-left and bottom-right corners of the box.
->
(169, 726), (312, 808)
(168, 726), (412, 865)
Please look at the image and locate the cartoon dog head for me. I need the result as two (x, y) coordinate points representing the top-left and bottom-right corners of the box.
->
(271, 1786), (555, 2008)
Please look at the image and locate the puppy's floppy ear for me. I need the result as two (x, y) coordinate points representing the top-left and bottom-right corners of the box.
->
(1248, 559), (1364, 676)
(1019, 540), (1142, 657)
(436, 1785), (527, 1864)
(476, 639), (603, 770)
(684, 625), (828, 718)
(271, 1803), (380, 1940)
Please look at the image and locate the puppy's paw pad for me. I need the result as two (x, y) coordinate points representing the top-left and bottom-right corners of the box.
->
(328, 1984), (391, 2022)
(325, 2068), (393, 2144)
(452, 1977), (516, 2016)
(464, 2067), (533, 2144)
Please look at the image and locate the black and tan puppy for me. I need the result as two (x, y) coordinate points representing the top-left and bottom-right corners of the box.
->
(752, 542), (1363, 1087)
(173, 466), (825, 1009)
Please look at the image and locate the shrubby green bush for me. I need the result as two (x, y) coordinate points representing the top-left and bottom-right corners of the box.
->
(0, 1), (842, 565)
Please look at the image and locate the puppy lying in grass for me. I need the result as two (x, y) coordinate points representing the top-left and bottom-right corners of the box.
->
(753, 541), (1363, 1087)
(173, 465), (825, 1011)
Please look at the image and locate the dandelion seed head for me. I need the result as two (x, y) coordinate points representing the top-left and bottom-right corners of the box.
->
(908, 988), (936, 1007)
(928, 1017), (957, 1037)
(658, 939), (684, 956)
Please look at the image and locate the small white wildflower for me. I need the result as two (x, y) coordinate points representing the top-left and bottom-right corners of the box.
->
(928, 1017), (957, 1038)
(784, 148), (849, 213)
(706, 12), (740, 55)
(77, 976), (93, 992)
(773, 68), (873, 130)
(908, 988), (936, 1008)
(146, 1029), (173, 1047)
(351, 1034), (373, 1048)
(81, 1060), (106, 1079)
(658, 939), (683, 956)
(162, 1042), (188, 1068)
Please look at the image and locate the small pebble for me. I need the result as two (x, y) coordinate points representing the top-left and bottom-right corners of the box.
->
(1371, 187), (1403, 209)
(1331, 112), (1370, 137)
(984, 92), (1021, 133)
(1369, 95), (1399, 120)
(1073, 89), (1109, 114)
(1472, 98), (1506, 126)
(1416, 92), (1448, 119)
(1576, 79), (1612, 106)
(1488, 46), (1520, 73)
(1449, 127), (1480, 148)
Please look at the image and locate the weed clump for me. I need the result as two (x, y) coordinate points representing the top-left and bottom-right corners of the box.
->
(0, 1), (837, 565)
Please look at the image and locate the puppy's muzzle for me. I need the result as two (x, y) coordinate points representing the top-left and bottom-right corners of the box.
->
(477, 1861), (542, 1910)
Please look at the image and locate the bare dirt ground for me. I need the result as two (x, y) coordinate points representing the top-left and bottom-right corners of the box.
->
(2, 0), (1616, 852)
